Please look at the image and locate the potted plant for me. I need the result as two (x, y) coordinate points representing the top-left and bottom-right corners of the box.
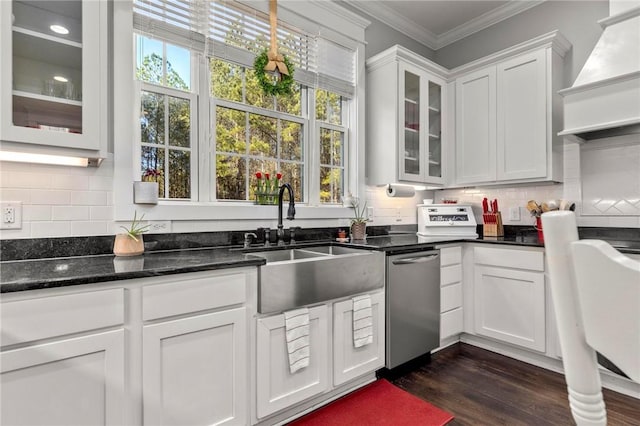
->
(113, 211), (150, 256)
(134, 168), (161, 204)
(349, 197), (368, 240)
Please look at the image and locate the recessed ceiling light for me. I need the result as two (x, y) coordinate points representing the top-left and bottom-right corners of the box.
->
(53, 75), (68, 83)
(50, 24), (69, 35)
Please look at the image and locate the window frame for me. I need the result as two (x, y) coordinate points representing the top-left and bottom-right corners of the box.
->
(114, 0), (369, 223)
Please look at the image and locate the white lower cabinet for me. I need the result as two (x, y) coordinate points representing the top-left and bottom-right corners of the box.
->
(333, 291), (385, 386)
(143, 308), (247, 426)
(473, 247), (546, 352)
(256, 305), (330, 419)
(439, 245), (464, 343)
(1, 330), (125, 426)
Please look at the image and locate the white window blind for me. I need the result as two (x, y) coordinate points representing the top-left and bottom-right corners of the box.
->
(133, 0), (356, 97)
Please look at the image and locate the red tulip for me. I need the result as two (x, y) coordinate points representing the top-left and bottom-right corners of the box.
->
(276, 172), (282, 180)
(265, 173), (270, 179)
(256, 172), (262, 179)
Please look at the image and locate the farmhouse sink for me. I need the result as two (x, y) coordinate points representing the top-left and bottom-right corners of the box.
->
(251, 245), (385, 314)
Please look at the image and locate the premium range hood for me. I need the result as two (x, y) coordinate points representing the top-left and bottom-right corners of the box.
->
(559, 0), (640, 141)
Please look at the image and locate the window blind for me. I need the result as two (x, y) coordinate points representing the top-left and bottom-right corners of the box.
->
(133, 0), (356, 97)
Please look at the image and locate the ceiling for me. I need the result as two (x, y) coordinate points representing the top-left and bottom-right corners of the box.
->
(344, 0), (545, 50)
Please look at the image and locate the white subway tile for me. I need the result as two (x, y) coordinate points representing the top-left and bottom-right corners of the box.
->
(71, 191), (107, 206)
(23, 205), (52, 221)
(30, 189), (71, 205)
(0, 189), (31, 203)
(0, 223), (32, 239)
(90, 206), (114, 221)
(72, 221), (108, 236)
(52, 206), (90, 221)
(89, 175), (113, 191)
(51, 174), (90, 190)
(31, 221), (71, 238)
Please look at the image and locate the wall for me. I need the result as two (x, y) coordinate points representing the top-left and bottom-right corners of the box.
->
(435, 0), (608, 85)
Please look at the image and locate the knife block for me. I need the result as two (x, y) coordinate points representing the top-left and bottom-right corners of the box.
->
(483, 212), (504, 237)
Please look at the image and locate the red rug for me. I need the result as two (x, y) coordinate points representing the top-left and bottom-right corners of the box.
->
(289, 379), (454, 425)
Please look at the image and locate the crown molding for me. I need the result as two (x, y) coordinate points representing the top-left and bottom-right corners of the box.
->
(436, 1), (546, 49)
(343, 0), (438, 49)
(343, 0), (546, 51)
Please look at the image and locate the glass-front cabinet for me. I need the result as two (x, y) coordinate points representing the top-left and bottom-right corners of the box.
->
(399, 63), (444, 184)
(366, 46), (446, 187)
(0, 0), (106, 156)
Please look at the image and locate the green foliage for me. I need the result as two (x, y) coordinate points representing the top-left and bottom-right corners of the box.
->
(253, 50), (295, 96)
(120, 211), (150, 242)
(136, 53), (188, 90)
(349, 197), (368, 224)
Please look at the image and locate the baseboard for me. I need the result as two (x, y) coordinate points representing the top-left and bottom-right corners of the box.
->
(460, 333), (640, 399)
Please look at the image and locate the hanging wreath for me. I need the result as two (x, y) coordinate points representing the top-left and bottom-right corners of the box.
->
(254, 50), (294, 96)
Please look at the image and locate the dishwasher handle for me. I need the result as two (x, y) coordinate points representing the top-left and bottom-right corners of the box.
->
(391, 254), (439, 265)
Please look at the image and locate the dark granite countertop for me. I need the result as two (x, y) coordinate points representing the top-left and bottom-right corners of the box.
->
(2, 227), (638, 293)
(0, 248), (265, 293)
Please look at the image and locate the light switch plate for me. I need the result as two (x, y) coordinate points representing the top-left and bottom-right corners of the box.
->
(509, 206), (521, 221)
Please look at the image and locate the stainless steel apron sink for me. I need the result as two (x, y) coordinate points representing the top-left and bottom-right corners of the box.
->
(250, 246), (385, 314)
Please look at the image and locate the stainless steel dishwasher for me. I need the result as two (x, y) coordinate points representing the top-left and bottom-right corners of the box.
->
(386, 250), (440, 369)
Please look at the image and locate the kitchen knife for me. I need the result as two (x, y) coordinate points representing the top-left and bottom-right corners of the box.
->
(482, 198), (489, 214)
(492, 199), (498, 213)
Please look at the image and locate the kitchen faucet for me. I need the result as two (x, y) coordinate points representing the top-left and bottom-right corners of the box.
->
(277, 183), (296, 245)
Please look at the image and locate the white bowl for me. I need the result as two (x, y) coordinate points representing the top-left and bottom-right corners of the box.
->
(423, 199), (433, 204)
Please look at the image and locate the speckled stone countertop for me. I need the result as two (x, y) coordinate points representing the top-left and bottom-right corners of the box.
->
(0, 248), (265, 293)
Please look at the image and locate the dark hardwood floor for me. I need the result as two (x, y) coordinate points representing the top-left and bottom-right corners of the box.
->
(390, 343), (640, 425)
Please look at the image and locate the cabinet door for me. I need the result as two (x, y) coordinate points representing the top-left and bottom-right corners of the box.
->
(333, 292), (385, 386)
(398, 62), (426, 182)
(256, 305), (330, 419)
(426, 76), (446, 185)
(143, 308), (247, 426)
(1, 330), (125, 426)
(455, 66), (496, 184)
(474, 265), (546, 351)
(0, 0), (105, 151)
(497, 50), (547, 180)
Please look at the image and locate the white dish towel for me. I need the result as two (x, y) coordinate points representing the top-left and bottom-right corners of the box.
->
(284, 307), (310, 374)
(352, 294), (373, 348)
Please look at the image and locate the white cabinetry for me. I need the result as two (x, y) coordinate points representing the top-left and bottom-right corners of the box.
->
(367, 45), (448, 185)
(256, 305), (330, 419)
(439, 246), (464, 343)
(473, 246), (546, 352)
(333, 291), (385, 386)
(141, 271), (249, 426)
(0, 0), (107, 160)
(453, 32), (570, 186)
(1, 288), (125, 426)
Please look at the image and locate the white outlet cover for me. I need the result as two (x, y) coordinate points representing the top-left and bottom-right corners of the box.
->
(0, 201), (22, 229)
(148, 220), (171, 233)
(509, 206), (521, 221)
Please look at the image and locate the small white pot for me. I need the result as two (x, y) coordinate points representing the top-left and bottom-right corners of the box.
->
(134, 181), (159, 204)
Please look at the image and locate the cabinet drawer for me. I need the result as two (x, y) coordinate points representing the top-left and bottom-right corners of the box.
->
(440, 246), (462, 266)
(474, 246), (543, 271)
(441, 264), (462, 287)
(143, 271), (246, 321)
(1, 288), (124, 347)
(441, 308), (463, 339)
(441, 283), (462, 313)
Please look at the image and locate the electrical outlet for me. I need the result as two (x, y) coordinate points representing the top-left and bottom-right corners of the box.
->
(395, 207), (402, 222)
(367, 206), (374, 219)
(148, 220), (171, 233)
(509, 206), (521, 221)
(1, 202), (22, 229)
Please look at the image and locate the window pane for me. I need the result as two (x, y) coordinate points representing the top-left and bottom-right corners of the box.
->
(328, 92), (342, 125)
(168, 96), (190, 148)
(280, 162), (303, 202)
(166, 44), (190, 90)
(249, 158), (278, 202)
(276, 83), (301, 115)
(316, 89), (327, 121)
(320, 128), (343, 166)
(281, 120), (302, 161)
(141, 91), (165, 145)
(136, 36), (163, 85)
(320, 167), (342, 204)
(141, 146), (165, 197)
(216, 107), (246, 154)
(210, 59), (242, 102)
(216, 155), (246, 200)
(249, 114), (276, 157)
(169, 150), (191, 199)
(245, 69), (274, 110)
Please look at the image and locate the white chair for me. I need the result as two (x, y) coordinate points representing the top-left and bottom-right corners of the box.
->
(542, 211), (640, 426)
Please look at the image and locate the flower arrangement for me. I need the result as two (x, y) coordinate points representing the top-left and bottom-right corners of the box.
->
(142, 168), (162, 183)
(255, 171), (283, 205)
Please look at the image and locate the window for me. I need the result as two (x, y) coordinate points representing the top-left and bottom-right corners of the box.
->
(130, 0), (361, 210)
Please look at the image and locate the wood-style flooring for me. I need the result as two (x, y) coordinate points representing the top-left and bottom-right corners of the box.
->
(390, 343), (640, 425)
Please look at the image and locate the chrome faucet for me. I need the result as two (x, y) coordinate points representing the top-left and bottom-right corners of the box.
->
(243, 232), (257, 248)
(277, 183), (296, 244)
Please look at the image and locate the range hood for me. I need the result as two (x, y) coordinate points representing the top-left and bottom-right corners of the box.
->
(559, 0), (640, 141)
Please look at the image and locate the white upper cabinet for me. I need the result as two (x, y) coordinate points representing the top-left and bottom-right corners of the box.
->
(451, 31), (571, 187)
(367, 46), (448, 186)
(0, 0), (107, 158)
